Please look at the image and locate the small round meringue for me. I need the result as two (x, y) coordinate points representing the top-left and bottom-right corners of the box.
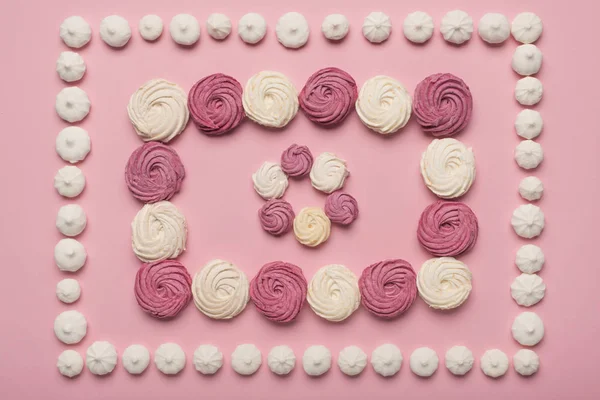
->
(519, 176), (544, 201)
(445, 346), (474, 375)
(362, 11), (392, 43)
(60, 16), (91, 48)
(440, 10), (473, 44)
(170, 14), (200, 45)
(122, 344), (150, 375)
(511, 273), (546, 307)
(252, 162), (289, 200)
(55, 87), (90, 123)
(303, 345), (331, 376)
(310, 152), (349, 194)
(56, 52), (86, 82)
(138, 15), (163, 41)
(57, 349), (84, 378)
(276, 12), (309, 49)
(403, 11), (434, 43)
(100, 15), (131, 47)
(207, 13), (231, 40)
(56, 204), (87, 237)
(410, 347), (438, 377)
(86, 341), (117, 375)
(268, 345), (296, 375)
(515, 77), (543, 106)
(56, 279), (81, 304)
(513, 349), (540, 376)
(338, 346), (367, 376)
(54, 238), (86, 272)
(481, 349), (509, 378)
(371, 344), (402, 377)
(231, 344), (262, 376)
(512, 44), (543, 76)
(238, 13), (267, 44)
(56, 126), (90, 164)
(511, 204), (545, 239)
(516, 244), (545, 274)
(321, 14), (349, 41)
(54, 310), (87, 344)
(54, 166), (85, 198)
(515, 140), (544, 170)
(478, 13), (510, 44)
(512, 12), (543, 44)
(155, 343), (186, 375)
(512, 311), (545, 346)
(515, 109), (543, 139)
(193, 345), (223, 375)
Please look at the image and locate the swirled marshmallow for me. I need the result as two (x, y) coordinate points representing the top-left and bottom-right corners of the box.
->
(250, 261), (307, 323)
(371, 344), (402, 377)
(338, 346), (367, 376)
(440, 10), (473, 44)
(238, 13), (267, 44)
(56, 52), (86, 82)
(131, 201), (187, 262)
(310, 152), (349, 193)
(100, 15), (131, 47)
(258, 199), (294, 236)
(445, 346), (474, 375)
(56, 278), (81, 304)
(55, 87), (90, 123)
(478, 13), (510, 44)
(252, 161), (289, 200)
(403, 11), (434, 43)
(417, 257), (472, 310)
(515, 140), (544, 169)
(515, 77), (543, 106)
(243, 71), (299, 128)
(138, 15), (163, 41)
(54, 238), (86, 272)
(362, 12), (391, 43)
(57, 350), (84, 378)
(420, 138), (476, 199)
(307, 264), (360, 322)
(409, 347), (438, 377)
(516, 244), (544, 274)
(54, 165), (85, 198)
(321, 14), (349, 41)
(280, 144), (313, 177)
(134, 260), (192, 319)
(155, 343), (186, 375)
(276, 12), (309, 49)
(515, 109), (543, 139)
(413, 73), (473, 137)
(481, 349), (508, 378)
(60, 16), (91, 48)
(359, 259), (417, 318)
(324, 192), (358, 225)
(299, 67), (357, 127)
(511, 204), (545, 239)
(128, 78), (189, 143)
(193, 345), (223, 375)
(231, 344), (262, 375)
(268, 345), (296, 375)
(512, 44), (543, 76)
(207, 13), (231, 40)
(192, 259), (249, 319)
(54, 310), (87, 344)
(56, 204), (87, 237)
(169, 14), (200, 45)
(86, 341), (117, 375)
(511, 273), (546, 307)
(512, 311), (545, 346)
(302, 345), (331, 376)
(122, 344), (150, 374)
(293, 207), (331, 247)
(511, 12), (543, 44)
(356, 75), (412, 134)
(519, 176), (544, 201)
(513, 349), (540, 376)
(56, 126), (90, 164)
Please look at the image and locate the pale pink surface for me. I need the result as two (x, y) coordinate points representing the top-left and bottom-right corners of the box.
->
(1, 0), (599, 398)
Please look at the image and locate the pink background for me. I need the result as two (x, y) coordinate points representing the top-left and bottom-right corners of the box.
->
(1, 0), (599, 398)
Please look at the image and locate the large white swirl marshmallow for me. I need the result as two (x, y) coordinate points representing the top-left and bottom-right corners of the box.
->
(293, 207), (331, 248)
(420, 138), (476, 199)
(131, 201), (187, 262)
(252, 162), (289, 200)
(127, 78), (189, 143)
(192, 259), (250, 320)
(417, 257), (472, 310)
(356, 75), (412, 135)
(309, 152), (349, 194)
(307, 264), (360, 322)
(243, 71), (299, 128)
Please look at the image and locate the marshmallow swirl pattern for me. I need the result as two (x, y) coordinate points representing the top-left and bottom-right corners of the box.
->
(417, 200), (478, 257)
(413, 73), (473, 138)
(128, 79), (189, 143)
(324, 192), (359, 225)
(125, 142), (185, 203)
(293, 207), (331, 247)
(258, 199), (295, 236)
(299, 67), (358, 127)
(307, 264), (360, 322)
(420, 138), (476, 199)
(250, 261), (307, 323)
(356, 76), (412, 134)
(310, 152), (349, 194)
(417, 257), (472, 310)
(359, 259), (417, 319)
(134, 260), (192, 319)
(252, 162), (289, 200)
(192, 259), (249, 319)
(243, 71), (299, 128)
(131, 201), (187, 262)
(188, 74), (244, 136)
(280, 144), (313, 177)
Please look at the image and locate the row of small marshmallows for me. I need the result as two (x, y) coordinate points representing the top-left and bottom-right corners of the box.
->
(59, 12), (542, 49)
(57, 342), (540, 378)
